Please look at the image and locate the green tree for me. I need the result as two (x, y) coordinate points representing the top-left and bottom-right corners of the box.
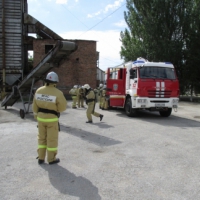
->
(183, 1), (200, 95)
(120, 0), (200, 94)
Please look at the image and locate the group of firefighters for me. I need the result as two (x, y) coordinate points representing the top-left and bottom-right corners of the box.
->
(69, 83), (109, 110)
(32, 71), (109, 165)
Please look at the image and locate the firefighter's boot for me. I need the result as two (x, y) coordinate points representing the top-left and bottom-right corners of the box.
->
(38, 159), (44, 164)
(49, 158), (60, 165)
(36, 157), (44, 164)
(86, 121), (93, 123)
(100, 115), (104, 121)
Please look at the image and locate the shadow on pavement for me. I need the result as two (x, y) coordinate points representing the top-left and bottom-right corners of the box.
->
(135, 111), (200, 128)
(109, 108), (200, 128)
(3, 104), (200, 129)
(60, 124), (121, 147)
(40, 164), (101, 200)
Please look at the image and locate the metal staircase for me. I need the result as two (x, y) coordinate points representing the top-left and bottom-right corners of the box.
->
(1, 40), (77, 118)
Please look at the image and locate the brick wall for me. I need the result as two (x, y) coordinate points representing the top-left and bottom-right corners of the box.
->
(33, 39), (97, 99)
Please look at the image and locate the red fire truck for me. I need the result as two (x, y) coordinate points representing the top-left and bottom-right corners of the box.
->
(106, 57), (179, 117)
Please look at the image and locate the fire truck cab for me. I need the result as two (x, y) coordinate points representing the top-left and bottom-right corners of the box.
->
(106, 57), (179, 117)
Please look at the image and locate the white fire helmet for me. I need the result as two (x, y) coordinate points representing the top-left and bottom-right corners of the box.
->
(99, 83), (103, 87)
(83, 84), (90, 90)
(46, 71), (59, 83)
(74, 85), (78, 88)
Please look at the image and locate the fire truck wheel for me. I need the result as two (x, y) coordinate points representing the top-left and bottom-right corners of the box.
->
(159, 108), (172, 117)
(125, 98), (137, 117)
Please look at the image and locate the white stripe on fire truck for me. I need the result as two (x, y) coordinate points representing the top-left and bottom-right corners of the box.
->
(110, 95), (125, 99)
(161, 82), (165, 97)
(156, 82), (160, 97)
(156, 81), (165, 97)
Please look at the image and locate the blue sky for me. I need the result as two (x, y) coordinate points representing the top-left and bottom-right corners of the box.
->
(27, 0), (128, 71)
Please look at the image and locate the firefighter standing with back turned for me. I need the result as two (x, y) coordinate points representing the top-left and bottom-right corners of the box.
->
(77, 85), (85, 108)
(98, 83), (104, 109)
(102, 84), (109, 110)
(32, 71), (67, 165)
(69, 85), (78, 109)
(83, 84), (104, 123)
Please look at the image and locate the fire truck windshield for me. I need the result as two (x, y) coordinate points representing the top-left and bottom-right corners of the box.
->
(139, 66), (176, 80)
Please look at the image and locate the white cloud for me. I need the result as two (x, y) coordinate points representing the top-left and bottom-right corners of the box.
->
(87, 14), (93, 18)
(114, 19), (127, 27)
(87, 11), (101, 18)
(87, 0), (124, 18)
(56, 0), (68, 4)
(60, 30), (124, 71)
(104, 0), (124, 12)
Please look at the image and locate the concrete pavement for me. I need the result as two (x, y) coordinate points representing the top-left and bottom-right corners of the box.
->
(0, 100), (200, 200)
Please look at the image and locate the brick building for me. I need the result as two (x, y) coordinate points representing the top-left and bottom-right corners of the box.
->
(33, 38), (101, 99)
(0, 0), (105, 102)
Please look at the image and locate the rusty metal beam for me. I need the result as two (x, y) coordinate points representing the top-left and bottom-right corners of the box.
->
(24, 13), (63, 40)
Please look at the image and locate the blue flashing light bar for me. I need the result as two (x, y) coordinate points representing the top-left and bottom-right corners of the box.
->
(133, 60), (145, 64)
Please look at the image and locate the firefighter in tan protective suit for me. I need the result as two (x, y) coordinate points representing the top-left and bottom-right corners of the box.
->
(69, 85), (78, 108)
(77, 86), (85, 108)
(83, 84), (103, 123)
(98, 83), (104, 109)
(102, 85), (109, 110)
(32, 71), (67, 165)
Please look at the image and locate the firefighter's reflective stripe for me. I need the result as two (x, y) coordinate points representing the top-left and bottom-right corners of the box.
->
(47, 147), (58, 151)
(38, 145), (47, 149)
(37, 117), (58, 122)
(72, 96), (77, 100)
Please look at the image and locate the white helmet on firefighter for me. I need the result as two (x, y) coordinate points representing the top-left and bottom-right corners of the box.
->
(83, 84), (90, 90)
(99, 83), (103, 87)
(45, 71), (59, 83)
(74, 85), (78, 88)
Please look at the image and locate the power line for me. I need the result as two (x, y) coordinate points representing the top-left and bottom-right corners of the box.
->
(61, 3), (126, 50)
(60, 2), (126, 68)
(61, 5), (89, 29)
(101, 57), (122, 64)
(61, 3), (126, 38)
(77, 3), (126, 38)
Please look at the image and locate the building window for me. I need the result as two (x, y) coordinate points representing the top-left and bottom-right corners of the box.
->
(45, 45), (54, 54)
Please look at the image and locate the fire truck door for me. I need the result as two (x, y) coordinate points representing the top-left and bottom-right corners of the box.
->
(107, 68), (126, 107)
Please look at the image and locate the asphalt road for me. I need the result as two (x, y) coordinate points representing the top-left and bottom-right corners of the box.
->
(0, 100), (200, 200)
